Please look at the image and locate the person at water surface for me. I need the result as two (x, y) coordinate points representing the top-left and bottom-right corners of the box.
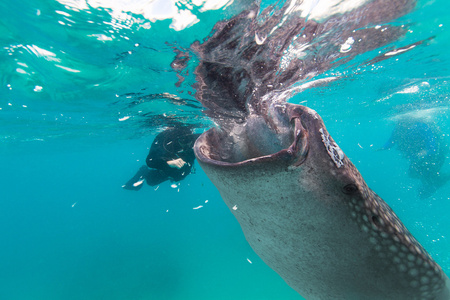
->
(123, 125), (200, 190)
(383, 118), (449, 198)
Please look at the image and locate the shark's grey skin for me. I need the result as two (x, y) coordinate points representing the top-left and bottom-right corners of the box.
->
(194, 103), (450, 300)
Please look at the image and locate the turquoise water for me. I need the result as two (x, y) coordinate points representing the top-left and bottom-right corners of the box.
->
(1, 0), (450, 299)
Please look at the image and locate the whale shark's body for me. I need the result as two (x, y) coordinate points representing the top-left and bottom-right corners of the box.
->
(171, 0), (450, 298)
(194, 103), (450, 299)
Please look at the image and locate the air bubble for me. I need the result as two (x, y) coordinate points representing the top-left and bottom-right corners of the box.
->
(340, 37), (354, 53)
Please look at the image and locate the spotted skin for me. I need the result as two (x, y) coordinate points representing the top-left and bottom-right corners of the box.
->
(346, 168), (446, 300)
(194, 104), (450, 300)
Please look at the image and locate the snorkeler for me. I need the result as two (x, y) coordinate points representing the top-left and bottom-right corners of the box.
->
(123, 125), (200, 190)
(383, 118), (449, 198)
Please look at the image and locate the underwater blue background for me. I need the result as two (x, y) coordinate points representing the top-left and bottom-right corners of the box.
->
(1, 0), (450, 299)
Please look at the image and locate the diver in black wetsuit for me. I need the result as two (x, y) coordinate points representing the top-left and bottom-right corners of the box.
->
(123, 125), (200, 190)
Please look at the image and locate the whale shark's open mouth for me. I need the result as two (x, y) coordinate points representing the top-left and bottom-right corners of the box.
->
(194, 104), (309, 167)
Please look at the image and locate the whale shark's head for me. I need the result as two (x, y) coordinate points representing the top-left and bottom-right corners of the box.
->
(195, 102), (364, 190)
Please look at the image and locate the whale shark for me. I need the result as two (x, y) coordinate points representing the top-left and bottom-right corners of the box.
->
(194, 103), (450, 299)
(171, 0), (450, 298)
